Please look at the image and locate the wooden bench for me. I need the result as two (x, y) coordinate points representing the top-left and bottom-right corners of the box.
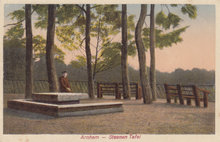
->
(97, 82), (142, 99)
(164, 84), (210, 107)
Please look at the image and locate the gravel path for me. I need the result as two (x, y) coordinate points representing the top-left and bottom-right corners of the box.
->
(3, 94), (215, 134)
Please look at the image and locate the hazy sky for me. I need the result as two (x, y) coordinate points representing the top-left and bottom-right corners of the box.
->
(4, 4), (215, 73)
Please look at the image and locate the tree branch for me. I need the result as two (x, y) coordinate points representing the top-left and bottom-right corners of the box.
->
(76, 4), (87, 14)
(79, 37), (86, 47)
(4, 20), (24, 27)
(91, 5), (101, 9)
(4, 8), (36, 27)
(165, 4), (170, 13)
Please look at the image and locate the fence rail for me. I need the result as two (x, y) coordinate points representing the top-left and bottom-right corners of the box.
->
(3, 80), (215, 102)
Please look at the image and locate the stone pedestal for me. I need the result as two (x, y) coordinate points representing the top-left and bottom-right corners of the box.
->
(31, 92), (88, 104)
(7, 93), (123, 117)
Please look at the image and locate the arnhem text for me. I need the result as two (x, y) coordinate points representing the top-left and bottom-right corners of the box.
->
(80, 134), (141, 140)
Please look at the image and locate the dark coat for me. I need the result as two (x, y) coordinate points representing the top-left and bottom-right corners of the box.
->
(59, 76), (71, 92)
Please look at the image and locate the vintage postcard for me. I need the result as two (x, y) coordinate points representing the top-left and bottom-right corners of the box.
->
(0, 0), (219, 142)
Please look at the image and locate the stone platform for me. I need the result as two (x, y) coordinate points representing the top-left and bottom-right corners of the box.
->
(7, 93), (123, 117)
(7, 99), (123, 117)
(32, 92), (88, 104)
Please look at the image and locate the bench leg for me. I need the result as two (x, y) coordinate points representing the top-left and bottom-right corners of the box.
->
(177, 84), (184, 105)
(174, 97), (178, 103)
(166, 95), (171, 103)
(179, 96), (184, 105)
(203, 93), (208, 108)
(195, 98), (200, 107)
(193, 85), (200, 107)
(187, 98), (191, 105)
(116, 93), (121, 99)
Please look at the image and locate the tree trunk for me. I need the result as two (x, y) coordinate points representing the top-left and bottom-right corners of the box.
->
(135, 4), (152, 104)
(46, 5), (59, 92)
(85, 4), (95, 99)
(25, 4), (33, 98)
(121, 4), (131, 99)
(150, 4), (157, 101)
(92, 17), (101, 81)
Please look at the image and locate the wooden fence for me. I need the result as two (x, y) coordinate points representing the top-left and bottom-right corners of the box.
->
(3, 80), (215, 102)
(4, 80), (88, 94)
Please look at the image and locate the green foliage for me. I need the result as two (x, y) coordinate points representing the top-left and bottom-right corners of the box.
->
(96, 4), (121, 30)
(165, 68), (215, 85)
(143, 26), (189, 49)
(70, 41), (122, 73)
(155, 11), (167, 27)
(8, 8), (25, 21)
(156, 4), (197, 30)
(54, 46), (65, 61)
(59, 4), (136, 76)
(4, 4), (197, 79)
(5, 4), (136, 74)
(181, 4), (197, 19)
(56, 5), (82, 24)
(5, 23), (24, 40)
(147, 4), (197, 50)
(33, 5), (48, 29)
(96, 42), (121, 73)
(5, 8), (25, 39)
(170, 4), (178, 7)
(32, 35), (46, 58)
(56, 25), (81, 50)
(5, 5), (65, 62)
(32, 35), (65, 61)
(70, 55), (87, 68)
(3, 39), (26, 80)
(127, 40), (136, 57)
(156, 11), (182, 29)
(156, 26), (188, 48)
(55, 5), (86, 51)
(167, 13), (181, 28)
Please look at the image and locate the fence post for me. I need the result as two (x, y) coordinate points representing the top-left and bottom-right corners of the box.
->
(177, 84), (184, 105)
(115, 83), (120, 99)
(192, 85), (200, 107)
(135, 83), (138, 99)
(97, 82), (101, 98)
(135, 83), (141, 99)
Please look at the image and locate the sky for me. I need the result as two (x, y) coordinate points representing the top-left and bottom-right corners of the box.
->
(4, 4), (216, 73)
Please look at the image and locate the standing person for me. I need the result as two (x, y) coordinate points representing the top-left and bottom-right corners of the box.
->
(59, 71), (72, 92)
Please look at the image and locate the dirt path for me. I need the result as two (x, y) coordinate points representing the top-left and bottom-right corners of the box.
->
(3, 94), (215, 134)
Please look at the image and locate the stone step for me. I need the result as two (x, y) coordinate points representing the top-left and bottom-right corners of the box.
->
(36, 100), (80, 105)
(7, 99), (123, 117)
(31, 93), (88, 103)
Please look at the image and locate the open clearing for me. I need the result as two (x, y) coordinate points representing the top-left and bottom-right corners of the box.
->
(3, 94), (215, 134)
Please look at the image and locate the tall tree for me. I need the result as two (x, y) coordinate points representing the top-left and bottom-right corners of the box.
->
(46, 5), (59, 92)
(146, 4), (197, 101)
(149, 4), (157, 101)
(56, 5), (136, 84)
(85, 4), (95, 98)
(121, 4), (131, 99)
(25, 4), (33, 98)
(135, 4), (152, 104)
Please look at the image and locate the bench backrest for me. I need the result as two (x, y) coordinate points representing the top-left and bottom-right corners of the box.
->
(164, 83), (209, 107)
(97, 82), (140, 99)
